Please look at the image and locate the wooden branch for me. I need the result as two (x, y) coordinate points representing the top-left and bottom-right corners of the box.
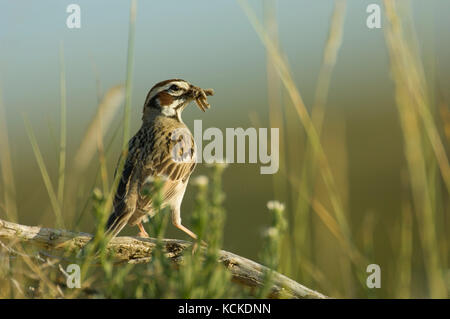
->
(0, 218), (327, 299)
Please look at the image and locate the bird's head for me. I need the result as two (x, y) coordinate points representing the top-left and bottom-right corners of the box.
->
(143, 79), (214, 122)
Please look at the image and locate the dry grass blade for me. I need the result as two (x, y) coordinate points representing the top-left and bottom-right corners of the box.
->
(282, 169), (366, 268)
(396, 200), (413, 298)
(66, 85), (125, 226)
(57, 42), (67, 206)
(102, 0), (137, 221)
(263, 0), (288, 206)
(23, 115), (64, 228)
(122, 0), (137, 150)
(384, 0), (447, 298)
(384, 1), (450, 194)
(293, 0), (347, 278)
(0, 88), (18, 222)
(238, 0), (350, 238)
(72, 85), (125, 174)
(312, 0), (346, 132)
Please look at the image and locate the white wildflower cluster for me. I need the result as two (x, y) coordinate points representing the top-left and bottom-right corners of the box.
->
(266, 200), (285, 212)
(191, 175), (209, 187)
(92, 187), (103, 201)
(205, 159), (229, 169)
(262, 226), (279, 239)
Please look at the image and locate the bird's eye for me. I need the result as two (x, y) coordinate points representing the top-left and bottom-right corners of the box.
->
(169, 84), (180, 91)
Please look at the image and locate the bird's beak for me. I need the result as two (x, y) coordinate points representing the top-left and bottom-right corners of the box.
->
(190, 85), (215, 112)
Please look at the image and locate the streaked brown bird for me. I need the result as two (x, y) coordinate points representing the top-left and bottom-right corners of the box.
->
(105, 79), (214, 241)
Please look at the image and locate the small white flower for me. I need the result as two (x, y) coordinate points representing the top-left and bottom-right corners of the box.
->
(92, 187), (103, 200)
(262, 227), (279, 238)
(192, 175), (209, 187)
(267, 200), (285, 211)
(205, 159), (229, 169)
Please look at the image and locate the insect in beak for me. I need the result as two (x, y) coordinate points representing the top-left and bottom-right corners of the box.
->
(191, 86), (214, 112)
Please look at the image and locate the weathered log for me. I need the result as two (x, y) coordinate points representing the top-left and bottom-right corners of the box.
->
(0, 218), (327, 299)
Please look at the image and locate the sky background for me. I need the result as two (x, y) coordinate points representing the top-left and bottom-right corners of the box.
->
(1, 0), (448, 131)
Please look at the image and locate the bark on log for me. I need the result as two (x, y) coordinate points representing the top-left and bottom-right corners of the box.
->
(0, 218), (327, 299)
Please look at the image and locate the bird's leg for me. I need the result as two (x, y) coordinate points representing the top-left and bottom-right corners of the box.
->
(137, 222), (150, 238)
(174, 219), (198, 240)
(171, 208), (207, 254)
(171, 207), (197, 240)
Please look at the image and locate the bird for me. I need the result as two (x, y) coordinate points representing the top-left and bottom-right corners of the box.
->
(104, 79), (214, 242)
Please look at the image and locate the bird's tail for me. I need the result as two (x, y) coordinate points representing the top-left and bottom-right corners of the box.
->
(77, 209), (129, 259)
(104, 209), (130, 240)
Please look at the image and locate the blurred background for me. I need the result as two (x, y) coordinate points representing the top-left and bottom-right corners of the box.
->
(0, 0), (449, 298)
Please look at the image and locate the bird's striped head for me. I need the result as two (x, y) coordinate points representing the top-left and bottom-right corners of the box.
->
(143, 79), (214, 122)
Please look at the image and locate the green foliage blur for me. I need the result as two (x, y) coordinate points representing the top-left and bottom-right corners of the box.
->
(0, 164), (288, 298)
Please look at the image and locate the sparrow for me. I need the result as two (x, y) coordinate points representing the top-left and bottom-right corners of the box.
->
(104, 79), (214, 241)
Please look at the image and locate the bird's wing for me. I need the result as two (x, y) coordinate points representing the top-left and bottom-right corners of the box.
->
(133, 124), (197, 219)
(104, 131), (145, 238)
(105, 123), (196, 237)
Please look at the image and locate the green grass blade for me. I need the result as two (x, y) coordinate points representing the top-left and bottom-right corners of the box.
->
(0, 87), (18, 222)
(238, 0), (350, 241)
(57, 42), (67, 206)
(23, 114), (64, 228)
(122, 0), (137, 150)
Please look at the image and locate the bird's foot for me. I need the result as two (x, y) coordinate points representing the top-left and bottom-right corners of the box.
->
(137, 222), (150, 238)
(137, 231), (150, 238)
